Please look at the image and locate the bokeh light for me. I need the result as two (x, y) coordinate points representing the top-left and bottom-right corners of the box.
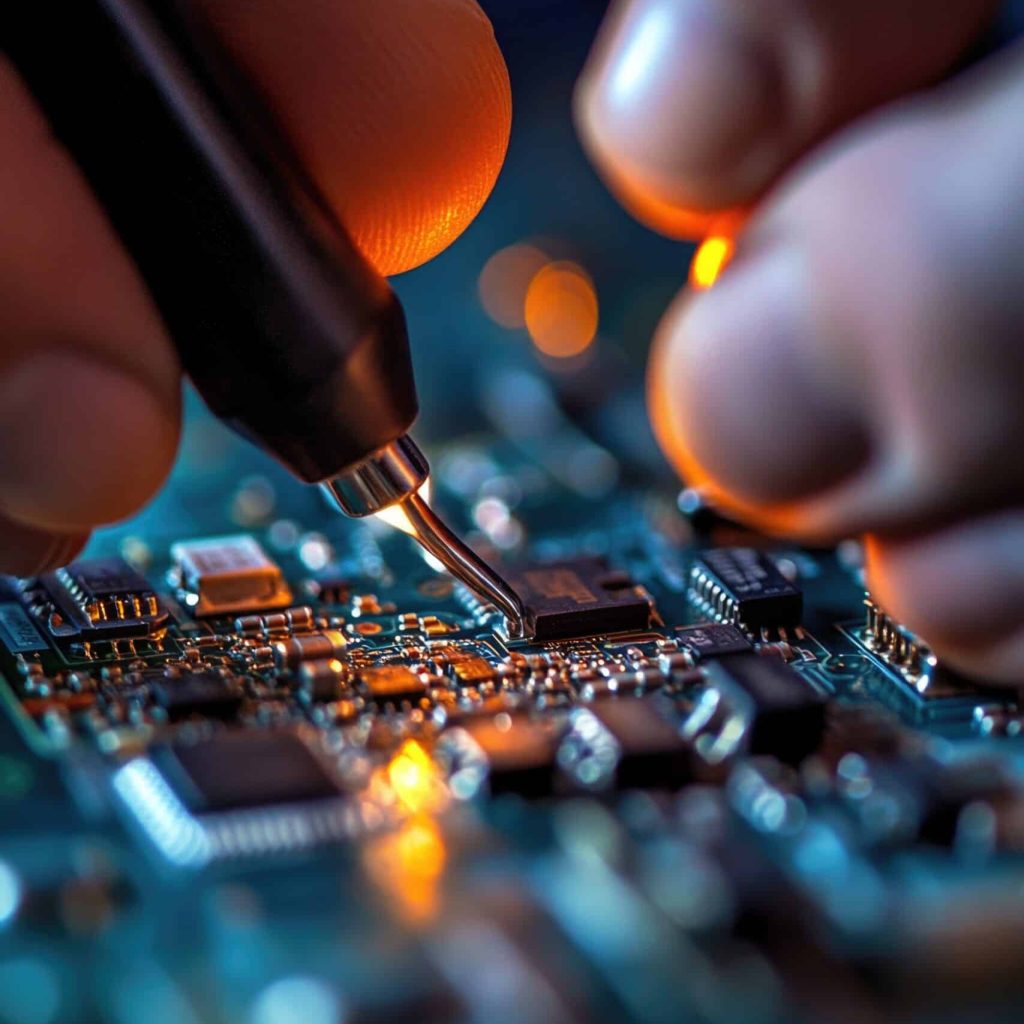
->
(478, 244), (549, 328)
(689, 236), (734, 290)
(524, 261), (599, 358)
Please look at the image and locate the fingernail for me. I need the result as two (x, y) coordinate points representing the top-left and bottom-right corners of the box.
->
(652, 245), (871, 506)
(0, 349), (179, 532)
(577, 0), (784, 211)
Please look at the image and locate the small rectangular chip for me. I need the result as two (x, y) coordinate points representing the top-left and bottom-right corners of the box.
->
(171, 535), (292, 616)
(702, 653), (825, 764)
(508, 558), (652, 641)
(689, 548), (802, 631)
(150, 671), (243, 722)
(450, 656), (495, 685)
(150, 728), (341, 812)
(40, 557), (167, 639)
(359, 665), (427, 703)
(575, 697), (695, 789)
(675, 624), (752, 660)
(447, 713), (564, 798)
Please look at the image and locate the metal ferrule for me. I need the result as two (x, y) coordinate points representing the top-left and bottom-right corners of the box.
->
(321, 435), (429, 517)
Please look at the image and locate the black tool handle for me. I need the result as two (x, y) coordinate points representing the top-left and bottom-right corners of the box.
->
(2, 0), (418, 483)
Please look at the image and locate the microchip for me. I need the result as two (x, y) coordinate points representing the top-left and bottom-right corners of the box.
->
(689, 549), (802, 631)
(702, 653), (825, 764)
(171, 535), (292, 616)
(563, 697), (695, 790)
(450, 656), (495, 685)
(359, 665), (427, 703)
(444, 713), (564, 798)
(38, 557), (167, 639)
(149, 729), (341, 812)
(150, 671), (243, 722)
(507, 558), (652, 641)
(675, 624), (752, 660)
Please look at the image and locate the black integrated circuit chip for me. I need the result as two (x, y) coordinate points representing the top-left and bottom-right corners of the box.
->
(675, 624), (752, 660)
(689, 549), (802, 631)
(568, 697), (695, 789)
(150, 672), (243, 722)
(39, 557), (168, 639)
(508, 557), (652, 641)
(150, 729), (342, 812)
(702, 653), (825, 764)
(447, 713), (564, 798)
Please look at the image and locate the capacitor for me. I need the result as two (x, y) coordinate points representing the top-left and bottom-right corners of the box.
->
(273, 630), (348, 669)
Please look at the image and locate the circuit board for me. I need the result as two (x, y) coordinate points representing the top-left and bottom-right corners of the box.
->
(2, 425), (1024, 1024)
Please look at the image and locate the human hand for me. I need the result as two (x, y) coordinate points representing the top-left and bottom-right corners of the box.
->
(0, 0), (509, 574)
(576, 0), (1024, 681)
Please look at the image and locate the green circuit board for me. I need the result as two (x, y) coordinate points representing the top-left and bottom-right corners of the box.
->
(2, 419), (1024, 1024)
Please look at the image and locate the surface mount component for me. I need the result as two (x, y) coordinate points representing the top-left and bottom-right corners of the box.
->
(689, 549), (802, 631)
(563, 698), (695, 790)
(171, 535), (293, 616)
(701, 653), (825, 764)
(675, 624), (752, 660)
(116, 728), (352, 866)
(38, 557), (167, 639)
(507, 558), (652, 641)
(149, 671), (244, 722)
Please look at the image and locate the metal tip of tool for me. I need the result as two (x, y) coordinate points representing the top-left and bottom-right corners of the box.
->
(400, 493), (527, 639)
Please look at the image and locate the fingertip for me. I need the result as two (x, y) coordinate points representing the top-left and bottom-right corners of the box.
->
(866, 513), (1024, 685)
(0, 351), (180, 533)
(648, 246), (871, 520)
(203, 0), (511, 275)
(575, 0), (784, 231)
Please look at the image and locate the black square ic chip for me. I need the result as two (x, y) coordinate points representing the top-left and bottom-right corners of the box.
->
(508, 557), (652, 641)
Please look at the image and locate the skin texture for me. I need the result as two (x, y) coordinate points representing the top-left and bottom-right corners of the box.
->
(0, 0), (509, 574)
(577, 0), (1024, 681)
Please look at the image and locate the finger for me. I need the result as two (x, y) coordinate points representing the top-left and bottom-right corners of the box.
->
(198, 0), (511, 276)
(650, 41), (1024, 543)
(866, 514), (1024, 684)
(0, 513), (88, 578)
(576, 0), (1000, 235)
(0, 61), (181, 538)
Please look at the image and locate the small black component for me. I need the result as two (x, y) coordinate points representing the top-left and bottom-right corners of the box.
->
(567, 697), (695, 789)
(40, 557), (167, 639)
(150, 672), (243, 722)
(509, 558), (652, 641)
(675, 624), (752, 660)
(689, 549), (802, 631)
(453, 713), (564, 798)
(151, 729), (341, 812)
(702, 653), (825, 764)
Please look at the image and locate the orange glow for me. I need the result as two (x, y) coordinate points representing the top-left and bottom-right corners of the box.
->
(386, 739), (448, 815)
(689, 236), (734, 290)
(524, 261), (599, 358)
(364, 816), (447, 926)
(478, 244), (549, 328)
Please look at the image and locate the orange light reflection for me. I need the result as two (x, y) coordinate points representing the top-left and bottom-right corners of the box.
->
(478, 244), (549, 328)
(524, 261), (599, 358)
(689, 236), (734, 290)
